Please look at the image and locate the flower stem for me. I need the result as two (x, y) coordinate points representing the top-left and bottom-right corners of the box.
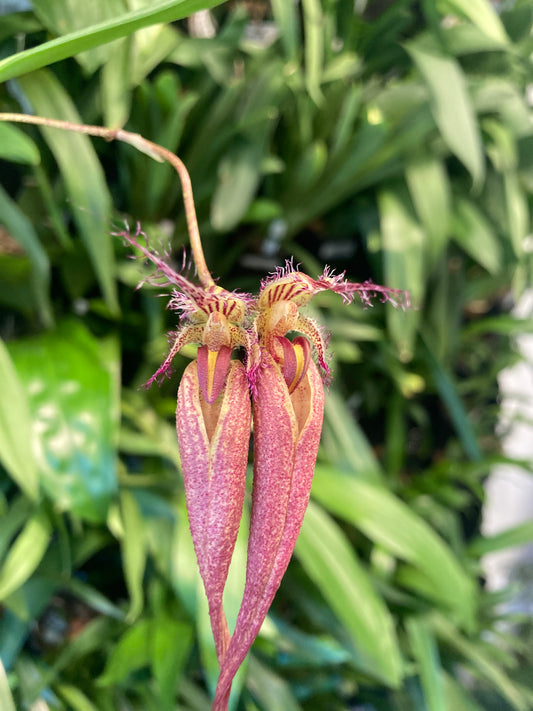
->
(0, 112), (215, 288)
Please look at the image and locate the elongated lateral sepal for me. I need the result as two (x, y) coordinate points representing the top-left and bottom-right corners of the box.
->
(213, 353), (324, 708)
(177, 359), (251, 662)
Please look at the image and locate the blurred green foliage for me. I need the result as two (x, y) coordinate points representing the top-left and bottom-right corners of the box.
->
(0, 0), (532, 709)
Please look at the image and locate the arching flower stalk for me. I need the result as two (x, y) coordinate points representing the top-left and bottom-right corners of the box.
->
(0, 113), (410, 710)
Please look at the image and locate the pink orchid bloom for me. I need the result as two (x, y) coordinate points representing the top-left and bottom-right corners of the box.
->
(119, 228), (254, 663)
(121, 232), (409, 710)
(212, 264), (408, 709)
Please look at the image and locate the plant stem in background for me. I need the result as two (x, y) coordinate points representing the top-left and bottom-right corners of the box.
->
(0, 112), (215, 288)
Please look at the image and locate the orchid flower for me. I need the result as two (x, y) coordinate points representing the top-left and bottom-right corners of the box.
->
(212, 264), (408, 709)
(117, 228), (256, 663)
(120, 238), (409, 711)
(0, 112), (409, 710)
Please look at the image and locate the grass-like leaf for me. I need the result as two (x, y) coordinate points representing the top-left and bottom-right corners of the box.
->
(0, 0), (227, 82)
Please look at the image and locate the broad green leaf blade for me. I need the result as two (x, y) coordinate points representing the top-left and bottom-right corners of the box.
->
(407, 35), (484, 187)
(32, 0), (127, 72)
(292, 140), (328, 192)
(101, 38), (133, 128)
(302, 0), (324, 104)
(443, 23), (507, 55)
(452, 197), (503, 274)
(98, 619), (151, 686)
(7, 321), (119, 522)
(444, 0), (509, 44)
(406, 617), (446, 711)
(0, 498), (35, 562)
(443, 672), (485, 711)
(120, 490), (147, 622)
(322, 390), (383, 483)
(0, 509), (51, 601)
(330, 85), (362, 157)
(0, 123), (40, 165)
(379, 186), (424, 361)
(295, 502), (402, 687)
(0, 184), (52, 326)
(0, 0), (228, 82)
(405, 156), (451, 267)
(211, 137), (266, 232)
(152, 615), (193, 707)
(311, 467), (477, 628)
(270, 0), (299, 60)
(18, 70), (119, 314)
(0, 340), (39, 501)
(0, 659), (16, 711)
(129, 21), (182, 88)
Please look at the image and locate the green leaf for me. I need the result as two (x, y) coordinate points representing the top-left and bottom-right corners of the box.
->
(152, 615), (193, 708)
(0, 498), (35, 562)
(0, 341), (39, 501)
(504, 170), (529, 258)
(0, 509), (51, 601)
(407, 34), (484, 187)
(66, 578), (125, 621)
(379, 185), (425, 361)
(18, 70), (119, 314)
(0, 0), (228, 82)
(311, 467), (477, 629)
(0, 123), (40, 165)
(405, 156), (451, 267)
(443, 672), (485, 711)
(296, 502), (402, 687)
(443, 0), (509, 44)
(406, 617), (446, 711)
(434, 616), (530, 711)
(302, 0), (324, 104)
(443, 23), (507, 55)
(270, 0), (299, 60)
(292, 140), (328, 192)
(129, 22), (183, 88)
(247, 655), (303, 711)
(468, 521), (533, 557)
(0, 659), (16, 711)
(0, 13), (42, 44)
(120, 491), (147, 622)
(322, 390), (383, 483)
(101, 38), (133, 128)
(32, 0), (128, 72)
(211, 137), (266, 232)
(120, 490), (147, 622)
(55, 684), (100, 711)
(0, 184), (52, 326)
(7, 321), (119, 522)
(452, 197), (503, 274)
(420, 337), (482, 462)
(98, 619), (151, 686)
